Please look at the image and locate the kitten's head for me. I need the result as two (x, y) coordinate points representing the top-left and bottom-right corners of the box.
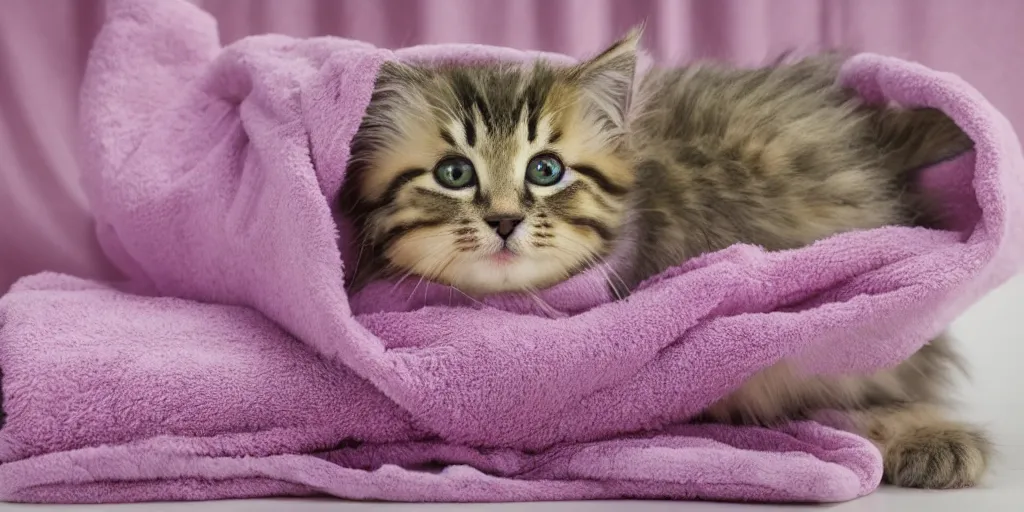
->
(341, 30), (641, 295)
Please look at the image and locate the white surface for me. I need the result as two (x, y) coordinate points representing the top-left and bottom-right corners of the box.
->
(1, 278), (1021, 511)
(0, 469), (1022, 512)
(947, 274), (1024, 468)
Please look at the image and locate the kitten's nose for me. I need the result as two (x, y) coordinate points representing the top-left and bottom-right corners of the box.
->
(484, 215), (524, 240)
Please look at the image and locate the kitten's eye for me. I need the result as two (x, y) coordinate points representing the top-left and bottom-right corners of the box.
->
(525, 154), (564, 186)
(433, 157), (476, 189)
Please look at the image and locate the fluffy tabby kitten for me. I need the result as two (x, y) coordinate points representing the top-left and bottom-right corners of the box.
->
(339, 30), (989, 489)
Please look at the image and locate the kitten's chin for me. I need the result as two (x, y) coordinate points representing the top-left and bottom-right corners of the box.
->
(440, 256), (570, 297)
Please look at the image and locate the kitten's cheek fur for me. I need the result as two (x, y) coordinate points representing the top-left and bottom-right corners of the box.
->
(386, 232), (461, 280)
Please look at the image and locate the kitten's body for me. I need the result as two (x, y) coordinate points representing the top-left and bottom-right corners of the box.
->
(340, 33), (988, 488)
(622, 57), (987, 489)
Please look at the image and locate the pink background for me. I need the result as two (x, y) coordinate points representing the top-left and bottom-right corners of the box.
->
(2, 0), (1023, 292)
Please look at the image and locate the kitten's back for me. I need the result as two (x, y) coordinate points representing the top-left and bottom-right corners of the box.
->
(617, 56), (971, 289)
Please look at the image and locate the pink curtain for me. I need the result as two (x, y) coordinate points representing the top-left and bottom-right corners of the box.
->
(2, 0), (1022, 292)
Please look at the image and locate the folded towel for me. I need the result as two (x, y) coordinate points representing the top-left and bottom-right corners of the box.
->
(1, 0), (1022, 504)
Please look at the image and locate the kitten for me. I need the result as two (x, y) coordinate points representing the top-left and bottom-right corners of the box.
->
(339, 29), (988, 489)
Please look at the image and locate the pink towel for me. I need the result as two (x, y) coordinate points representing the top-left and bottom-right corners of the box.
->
(1, 0), (1022, 504)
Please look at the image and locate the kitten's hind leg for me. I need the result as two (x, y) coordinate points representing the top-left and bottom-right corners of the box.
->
(846, 403), (992, 489)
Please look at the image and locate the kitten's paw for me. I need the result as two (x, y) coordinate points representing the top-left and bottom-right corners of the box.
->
(883, 424), (991, 489)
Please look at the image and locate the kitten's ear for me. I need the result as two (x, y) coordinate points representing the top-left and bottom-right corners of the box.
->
(375, 60), (423, 88)
(570, 26), (642, 130)
(370, 60), (430, 114)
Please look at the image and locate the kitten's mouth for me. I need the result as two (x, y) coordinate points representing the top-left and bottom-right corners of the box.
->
(489, 248), (518, 265)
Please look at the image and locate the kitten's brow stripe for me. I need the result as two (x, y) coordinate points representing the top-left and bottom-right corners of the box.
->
(525, 94), (541, 143)
(523, 67), (556, 143)
(572, 165), (630, 196)
(439, 129), (456, 147)
(450, 71), (490, 144)
(463, 117), (477, 147)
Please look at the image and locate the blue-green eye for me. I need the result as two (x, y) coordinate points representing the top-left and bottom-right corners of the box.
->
(525, 154), (564, 186)
(433, 157), (476, 189)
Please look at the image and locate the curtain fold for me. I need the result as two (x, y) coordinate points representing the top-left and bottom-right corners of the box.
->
(2, 0), (1022, 291)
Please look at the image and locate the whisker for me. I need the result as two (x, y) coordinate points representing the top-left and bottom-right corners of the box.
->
(553, 235), (626, 293)
(526, 289), (561, 318)
(425, 252), (462, 303)
(550, 239), (626, 300)
(349, 239), (372, 280)
(449, 285), (487, 309)
(389, 244), (451, 293)
(407, 243), (466, 304)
